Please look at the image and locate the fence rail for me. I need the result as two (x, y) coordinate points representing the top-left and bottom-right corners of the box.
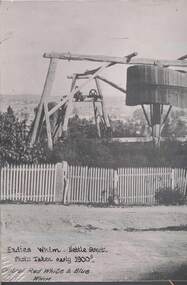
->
(0, 163), (187, 205)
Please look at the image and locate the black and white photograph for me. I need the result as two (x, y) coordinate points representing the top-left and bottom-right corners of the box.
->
(0, 0), (187, 283)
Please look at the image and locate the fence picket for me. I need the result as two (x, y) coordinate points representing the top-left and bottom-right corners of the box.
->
(48, 164), (52, 202)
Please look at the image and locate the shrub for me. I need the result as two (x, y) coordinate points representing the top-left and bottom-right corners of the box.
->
(155, 186), (186, 205)
(107, 189), (120, 206)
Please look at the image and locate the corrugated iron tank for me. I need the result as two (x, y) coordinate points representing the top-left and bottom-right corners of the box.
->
(126, 65), (187, 108)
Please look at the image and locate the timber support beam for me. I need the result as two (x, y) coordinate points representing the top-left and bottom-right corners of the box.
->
(43, 52), (187, 67)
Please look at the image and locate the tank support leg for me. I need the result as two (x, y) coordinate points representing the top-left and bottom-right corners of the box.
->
(93, 101), (101, 138)
(151, 103), (162, 148)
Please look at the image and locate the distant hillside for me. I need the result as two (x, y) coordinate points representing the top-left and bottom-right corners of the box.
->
(0, 94), (137, 124)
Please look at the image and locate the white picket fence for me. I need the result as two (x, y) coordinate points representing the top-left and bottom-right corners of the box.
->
(0, 163), (187, 205)
(67, 166), (187, 205)
(0, 164), (57, 202)
(67, 165), (115, 204)
(117, 167), (187, 205)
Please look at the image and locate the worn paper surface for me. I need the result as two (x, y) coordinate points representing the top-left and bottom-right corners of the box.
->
(0, 0), (187, 283)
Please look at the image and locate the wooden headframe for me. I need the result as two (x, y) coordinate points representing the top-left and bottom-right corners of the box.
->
(29, 51), (187, 149)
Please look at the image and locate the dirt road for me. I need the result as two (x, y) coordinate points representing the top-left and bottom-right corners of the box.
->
(1, 205), (187, 281)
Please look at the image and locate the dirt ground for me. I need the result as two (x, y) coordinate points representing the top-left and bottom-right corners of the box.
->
(0, 204), (187, 282)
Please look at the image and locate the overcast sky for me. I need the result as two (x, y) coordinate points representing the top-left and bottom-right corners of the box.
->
(0, 0), (187, 97)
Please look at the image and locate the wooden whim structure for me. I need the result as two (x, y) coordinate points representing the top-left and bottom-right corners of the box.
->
(29, 52), (187, 149)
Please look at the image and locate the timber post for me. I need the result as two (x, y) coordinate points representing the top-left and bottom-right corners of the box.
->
(62, 74), (77, 135)
(30, 58), (57, 148)
(151, 104), (162, 148)
(55, 162), (64, 203)
(113, 170), (119, 205)
(62, 161), (69, 204)
(95, 77), (111, 128)
(55, 161), (69, 203)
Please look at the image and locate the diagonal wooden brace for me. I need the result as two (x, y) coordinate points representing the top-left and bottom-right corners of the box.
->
(62, 74), (77, 133)
(44, 102), (53, 150)
(94, 77), (111, 128)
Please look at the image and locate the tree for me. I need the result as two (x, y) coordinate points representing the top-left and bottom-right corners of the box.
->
(0, 107), (47, 166)
(1, 107), (187, 168)
(162, 109), (187, 138)
(111, 108), (150, 138)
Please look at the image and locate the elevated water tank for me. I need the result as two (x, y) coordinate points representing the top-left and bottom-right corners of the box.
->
(126, 65), (187, 108)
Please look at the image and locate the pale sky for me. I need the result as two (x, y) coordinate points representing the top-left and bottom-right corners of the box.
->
(0, 0), (187, 97)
